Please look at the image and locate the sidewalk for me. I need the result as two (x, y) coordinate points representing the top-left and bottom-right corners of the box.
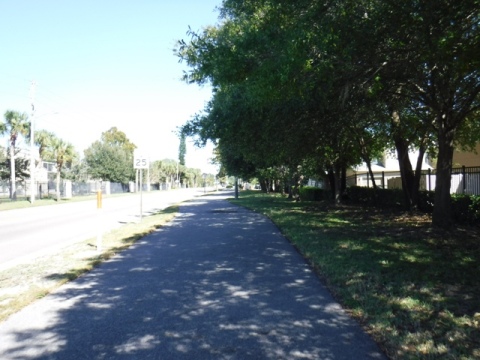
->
(0, 191), (386, 359)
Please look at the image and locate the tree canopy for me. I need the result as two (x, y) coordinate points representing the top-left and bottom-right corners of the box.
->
(1, 110), (30, 199)
(176, 0), (480, 228)
(84, 127), (136, 183)
(178, 133), (186, 166)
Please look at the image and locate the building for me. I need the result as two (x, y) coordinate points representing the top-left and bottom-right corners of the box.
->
(347, 150), (434, 189)
(348, 146), (480, 195)
(453, 143), (480, 167)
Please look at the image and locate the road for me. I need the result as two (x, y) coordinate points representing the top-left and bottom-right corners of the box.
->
(0, 188), (208, 271)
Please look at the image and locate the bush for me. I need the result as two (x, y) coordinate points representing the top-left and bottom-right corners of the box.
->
(347, 186), (479, 226)
(470, 195), (480, 224)
(417, 190), (435, 213)
(451, 194), (480, 225)
(346, 186), (404, 208)
(299, 186), (329, 201)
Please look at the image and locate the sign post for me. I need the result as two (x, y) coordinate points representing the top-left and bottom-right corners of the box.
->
(134, 151), (149, 221)
(96, 188), (103, 252)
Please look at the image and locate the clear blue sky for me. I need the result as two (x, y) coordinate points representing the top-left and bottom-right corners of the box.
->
(0, 0), (221, 173)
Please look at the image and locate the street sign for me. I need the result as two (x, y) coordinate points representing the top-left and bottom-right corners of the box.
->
(134, 151), (149, 169)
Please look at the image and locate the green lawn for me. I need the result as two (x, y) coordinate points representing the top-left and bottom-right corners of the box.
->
(231, 191), (480, 360)
(0, 195), (95, 210)
(0, 192), (134, 211)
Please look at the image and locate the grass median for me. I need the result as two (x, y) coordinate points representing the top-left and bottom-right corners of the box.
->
(231, 190), (480, 360)
(0, 205), (178, 323)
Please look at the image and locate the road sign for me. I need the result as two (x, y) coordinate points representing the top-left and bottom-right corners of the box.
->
(134, 151), (149, 169)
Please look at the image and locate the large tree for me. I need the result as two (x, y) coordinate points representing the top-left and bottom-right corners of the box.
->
(100, 127), (136, 152)
(354, 0), (480, 226)
(177, 0), (366, 200)
(177, 0), (480, 226)
(397, 1), (478, 227)
(1, 110), (30, 200)
(84, 127), (136, 183)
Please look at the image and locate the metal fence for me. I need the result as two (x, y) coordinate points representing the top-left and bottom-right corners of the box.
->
(0, 180), (176, 200)
(1, 180), (104, 199)
(346, 166), (480, 195)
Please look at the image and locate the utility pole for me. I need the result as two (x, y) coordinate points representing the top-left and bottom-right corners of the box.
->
(29, 81), (36, 204)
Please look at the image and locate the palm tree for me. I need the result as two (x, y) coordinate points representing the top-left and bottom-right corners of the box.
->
(1, 110), (30, 200)
(48, 137), (76, 201)
(34, 129), (55, 171)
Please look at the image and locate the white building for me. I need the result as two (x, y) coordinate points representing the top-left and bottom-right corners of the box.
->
(348, 148), (480, 195)
(348, 150), (434, 189)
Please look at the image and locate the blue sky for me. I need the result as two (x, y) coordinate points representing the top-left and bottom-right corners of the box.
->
(0, 1), (221, 173)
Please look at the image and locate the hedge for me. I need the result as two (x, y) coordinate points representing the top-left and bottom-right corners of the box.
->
(298, 186), (330, 201)
(451, 194), (480, 225)
(302, 185), (479, 226)
(345, 186), (405, 209)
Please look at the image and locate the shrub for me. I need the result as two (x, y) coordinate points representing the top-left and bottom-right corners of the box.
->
(347, 186), (479, 226)
(346, 186), (404, 208)
(470, 195), (480, 224)
(299, 186), (328, 201)
(415, 190), (435, 213)
(451, 194), (480, 225)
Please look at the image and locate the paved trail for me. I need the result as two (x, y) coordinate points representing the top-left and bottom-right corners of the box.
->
(0, 191), (386, 359)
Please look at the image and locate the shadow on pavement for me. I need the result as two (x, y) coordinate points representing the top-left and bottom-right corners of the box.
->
(0, 192), (385, 359)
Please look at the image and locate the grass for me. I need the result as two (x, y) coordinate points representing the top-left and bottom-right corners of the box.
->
(0, 192), (136, 211)
(0, 196), (73, 210)
(231, 191), (480, 360)
(0, 205), (178, 323)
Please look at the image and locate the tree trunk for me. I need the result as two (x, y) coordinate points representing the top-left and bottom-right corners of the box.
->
(9, 144), (16, 200)
(288, 175), (294, 199)
(55, 167), (62, 202)
(432, 127), (455, 228)
(391, 109), (416, 210)
(341, 166), (347, 194)
(327, 168), (335, 200)
(412, 141), (427, 209)
(234, 177), (239, 199)
(332, 163), (342, 205)
(365, 157), (378, 189)
(56, 169), (61, 201)
(259, 179), (267, 192)
(357, 135), (377, 189)
(395, 136), (416, 210)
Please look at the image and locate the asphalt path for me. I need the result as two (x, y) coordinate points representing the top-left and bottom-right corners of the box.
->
(0, 191), (386, 359)
(0, 188), (208, 271)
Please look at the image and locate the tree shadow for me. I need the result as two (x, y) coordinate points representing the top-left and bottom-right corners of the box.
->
(285, 202), (480, 358)
(0, 195), (385, 359)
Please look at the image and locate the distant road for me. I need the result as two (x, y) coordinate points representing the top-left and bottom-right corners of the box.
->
(0, 188), (210, 271)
